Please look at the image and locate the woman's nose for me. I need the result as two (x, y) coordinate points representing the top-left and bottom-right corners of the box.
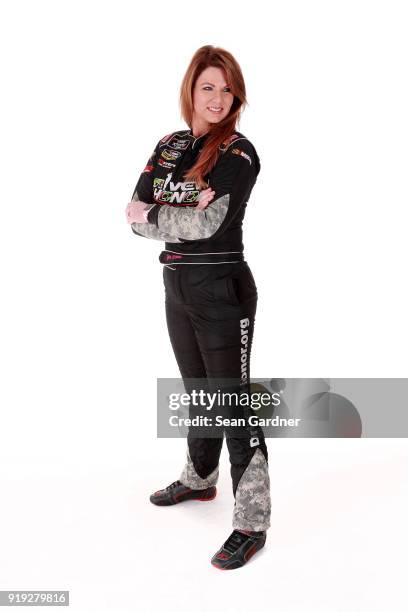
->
(211, 91), (225, 104)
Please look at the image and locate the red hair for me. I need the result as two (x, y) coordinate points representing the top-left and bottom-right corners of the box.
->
(179, 45), (248, 189)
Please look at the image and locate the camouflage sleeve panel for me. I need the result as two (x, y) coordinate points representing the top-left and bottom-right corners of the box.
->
(131, 190), (182, 242)
(151, 139), (260, 243)
(153, 193), (230, 241)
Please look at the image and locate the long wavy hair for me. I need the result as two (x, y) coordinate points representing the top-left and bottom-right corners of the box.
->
(180, 45), (247, 189)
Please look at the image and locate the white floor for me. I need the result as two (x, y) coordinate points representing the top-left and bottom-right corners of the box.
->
(0, 438), (407, 612)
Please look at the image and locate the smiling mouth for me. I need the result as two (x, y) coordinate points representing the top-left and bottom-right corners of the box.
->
(207, 107), (223, 113)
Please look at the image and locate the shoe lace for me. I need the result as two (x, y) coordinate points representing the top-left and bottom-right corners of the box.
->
(223, 530), (248, 554)
(165, 480), (182, 491)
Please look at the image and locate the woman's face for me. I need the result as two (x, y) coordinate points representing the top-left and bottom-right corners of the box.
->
(192, 66), (234, 132)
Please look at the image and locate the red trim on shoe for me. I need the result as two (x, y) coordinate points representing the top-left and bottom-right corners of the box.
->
(173, 489), (193, 502)
(216, 552), (230, 560)
(196, 490), (217, 501)
(244, 543), (258, 561)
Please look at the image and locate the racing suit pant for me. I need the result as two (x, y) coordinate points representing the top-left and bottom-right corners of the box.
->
(163, 260), (271, 532)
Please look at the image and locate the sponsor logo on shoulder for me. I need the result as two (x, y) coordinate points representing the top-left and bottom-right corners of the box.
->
(162, 148), (181, 161)
(160, 133), (173, 144)
(231, 147), (252, 165)
(143, 164), (154, 173)
(223, 134), (240, 147)
(219, 134), (240, 152)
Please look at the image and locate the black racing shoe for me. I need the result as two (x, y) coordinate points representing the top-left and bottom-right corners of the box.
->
(149, 480), (217, 506)
(211, 529), (266, 570)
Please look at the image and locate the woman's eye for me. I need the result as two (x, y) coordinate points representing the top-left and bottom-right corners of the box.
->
(203, 87), (232, 92)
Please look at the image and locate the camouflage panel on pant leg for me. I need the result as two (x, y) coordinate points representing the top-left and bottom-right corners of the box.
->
(179, 449), (219, 490)
(232, 448), (271, 531)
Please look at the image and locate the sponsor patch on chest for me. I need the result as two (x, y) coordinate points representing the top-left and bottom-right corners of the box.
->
(161, 148), (181, 161)
(153, 173), (200, 205)
(158, 159), (176, 169)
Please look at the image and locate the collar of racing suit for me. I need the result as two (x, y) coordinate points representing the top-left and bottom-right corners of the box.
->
(187, 129), (209, 149)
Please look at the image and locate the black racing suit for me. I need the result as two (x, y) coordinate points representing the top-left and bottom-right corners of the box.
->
(130, 129), (271, 531)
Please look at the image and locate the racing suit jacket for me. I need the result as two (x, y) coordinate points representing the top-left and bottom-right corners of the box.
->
(130, 129), (260, 254)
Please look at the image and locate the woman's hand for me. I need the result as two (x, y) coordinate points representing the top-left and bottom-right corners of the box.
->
(125, 201), (149, 224)
(196, 187), (215, 211)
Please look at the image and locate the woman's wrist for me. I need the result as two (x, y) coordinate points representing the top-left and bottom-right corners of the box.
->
(142, 203), (156, 223)
(126, 200), (154, 225)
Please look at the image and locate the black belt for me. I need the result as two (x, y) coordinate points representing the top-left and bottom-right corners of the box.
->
(159, 250), (244, 265)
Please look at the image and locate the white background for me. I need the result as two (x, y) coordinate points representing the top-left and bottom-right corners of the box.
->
(0, 0), (407, 610)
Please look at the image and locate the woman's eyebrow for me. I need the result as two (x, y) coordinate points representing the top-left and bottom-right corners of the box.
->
(200, 82), (229, 87)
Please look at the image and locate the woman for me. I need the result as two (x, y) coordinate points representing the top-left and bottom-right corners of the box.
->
(125, 45), (271, 570)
